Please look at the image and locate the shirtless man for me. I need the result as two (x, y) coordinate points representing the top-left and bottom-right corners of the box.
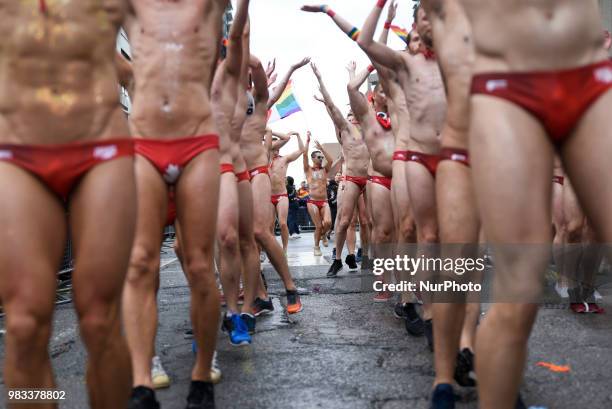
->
(240, 55), (309, 314)
(345, 61), (396, 302)
(122, 1), (227, 407)
(358, 0), (448, 350)
(308, 62), (371, 276)
(269, 132), (305, 253)
(419, 0), (481, 406)
(0, 2), (136, 409)
(302, 134), (334, 256)
(458, 1), (612, 407)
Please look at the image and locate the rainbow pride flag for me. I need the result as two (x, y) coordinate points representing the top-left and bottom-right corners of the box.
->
(390, 25), (409, 44)
(268, 80), (302, 123)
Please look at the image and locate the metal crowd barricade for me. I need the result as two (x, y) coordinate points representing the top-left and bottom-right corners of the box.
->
(55, 234), (74, 306)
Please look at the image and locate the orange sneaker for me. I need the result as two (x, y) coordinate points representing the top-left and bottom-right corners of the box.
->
(286, 290), (303, 314)
(373, 291), (393, 303)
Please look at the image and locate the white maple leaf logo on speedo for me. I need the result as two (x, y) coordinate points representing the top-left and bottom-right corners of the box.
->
(93, 145), (118, 160)
(164, 164), (181, 184)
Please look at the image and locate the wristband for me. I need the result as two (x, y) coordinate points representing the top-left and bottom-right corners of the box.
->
(348, 27), (361, 41)
(384, 21), (391, 29)
(376, 0), (387, 8)
(321, 5), (336, 17)
(367, 65), (375, 73)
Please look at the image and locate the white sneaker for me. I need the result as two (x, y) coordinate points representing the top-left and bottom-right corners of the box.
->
(151, 356), (171, 389)
(314, 246), (322, 256)
(594, 289), (603, 301)
(211, 351), (222, 384)
(555, 283), (569, 299)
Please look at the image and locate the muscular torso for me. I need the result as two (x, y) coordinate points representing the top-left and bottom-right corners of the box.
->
(359, 110), (394, 177)
(400, 53), (447, 153)
(240, 98), (268, 169)
(460, 0), (607, 73)
(427, 0), (474, 149)
(306, 166), (328, 201)
(0, 0), (128, 144)
(270, 156), (289, 195)
(383, 69), (412, 151)
(340, 126), (370, 177)
(126, 0), (224, 138)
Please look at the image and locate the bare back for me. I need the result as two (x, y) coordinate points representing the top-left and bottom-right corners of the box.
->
(126, 0), (226, 138)
(340, 126), (370, 177)
(460, 0), (607, 73)
(0, 0), (128, 145)
(240, 98), (268, 169)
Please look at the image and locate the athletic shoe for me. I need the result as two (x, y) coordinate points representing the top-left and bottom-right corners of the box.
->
(570, 301), (605, 314)
(373, 291), (393, 302)
(229, 314), (251, 346)
(314, 246), (322, 256)
(327, 259), (343, 277)
(240, 313), (256, 334)
(430, 383), (455, 409)
(253, 297), (274, 317)
(424, 319), (434, 352)
(186, 381), (215, 409)
(454, 348), (476, 387)
(322, 236), (329, 247)
(210, 351), (222, 384)
(286, 289), (303, 314)
(554, 282), (569, 299)
(403, 303), (425, 337)
(394, 302), (408, 319)
(345, 254), (359, 271)
(151, 356), (171, 389)
(128, 386), (159, 409)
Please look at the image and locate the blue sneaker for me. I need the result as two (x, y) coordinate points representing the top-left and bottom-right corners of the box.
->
(229, 314), (251, 346)
(430, 383), (455, 409)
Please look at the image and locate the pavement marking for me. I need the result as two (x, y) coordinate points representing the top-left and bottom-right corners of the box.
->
(161, 257), (178, 269)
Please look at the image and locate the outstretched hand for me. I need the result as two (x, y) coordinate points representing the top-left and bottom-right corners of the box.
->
(346, 61), (357, 73)
(301, 5), (327, 13)
(306, 131), (312, 145)
(314, 140), (323, 151)
(386, 1), (398, 23)
(293, 57), (312, 70)
(266, 58), (276, 77)
(310, 62), (321, 78)
(313, 94), (324, 103)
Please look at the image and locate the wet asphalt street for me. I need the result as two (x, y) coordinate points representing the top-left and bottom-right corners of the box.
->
(1, 233), (611, 409)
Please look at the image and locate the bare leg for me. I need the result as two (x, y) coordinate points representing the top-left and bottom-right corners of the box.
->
(357, 193), (371, 257)
(0, 164), (66, 409)
(123, 158), (168, 388)
(276, 198), (290, 252)
(307, 203), (323, 249)
(237, 177), (261, 313)
(470, 96), (554, 409)
(70, 157), (136, 408)
(347, 210), (358, 256)
(334, 183), (361, 260)
(176, 150), (220, 382)
(369, 183), (395, 287)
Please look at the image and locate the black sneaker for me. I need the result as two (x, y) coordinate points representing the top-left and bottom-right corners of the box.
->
(186, 381), (215, 409)
(327, 259), (343, 277)
(221, 313), (233, 333)
(430, 383), (455, 409)
(129, 386), (160, 409)
(345, 254), (358, 271)
(240, 313), (256, 334)
(424, 319), (434, 352)
(454, 348), (476, 387)
(253, 297), (274, 317)
(393, 302), (408, 319)
(404, 303), (425, 337)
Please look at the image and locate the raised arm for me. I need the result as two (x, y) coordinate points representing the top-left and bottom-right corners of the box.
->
(311, 62), (349, 131)
(379, 1), (397, 44)
(357, 1), (404, 70)
(286, 133), (305, 162)
(271, 131), (292, 150)
(329, 155), (344, 177)
(226, 0), (250, 77)
(249, 55), (270, 104)
(314, 141), (334, 173)
(346, 62), (374, 120)
(301, 4), (363, 41)
(303, 131), (312, 173)
(267, 57), (311, 109)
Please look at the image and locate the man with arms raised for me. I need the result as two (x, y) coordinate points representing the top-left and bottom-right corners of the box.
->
(420, 0), (481, 407)
(309, 62), (371, 276)
(122, 1), (227, 407)
(302, 133), (334, 256)
(0, 2), (136, 408)
(269, 131), (305, 253)
(240, 55), (309, 314)
(358, 0), (447, 350)
(459, 1), (612, 407)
